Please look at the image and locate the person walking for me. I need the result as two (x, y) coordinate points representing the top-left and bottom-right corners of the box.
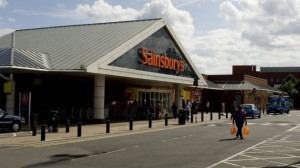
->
(232, 105), (247, 139)
(185, 99), (192, 121)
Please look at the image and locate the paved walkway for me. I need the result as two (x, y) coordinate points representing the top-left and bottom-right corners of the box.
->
(0, 112), (229, 147)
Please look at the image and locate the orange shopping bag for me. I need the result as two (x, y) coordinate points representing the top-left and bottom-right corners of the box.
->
(243, 125), (250, 135)
(231, 124), (236, 135)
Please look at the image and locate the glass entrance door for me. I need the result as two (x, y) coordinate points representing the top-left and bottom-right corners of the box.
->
(138, 90), (172, 111)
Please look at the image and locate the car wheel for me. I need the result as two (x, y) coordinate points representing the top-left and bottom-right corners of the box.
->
(11, 122), (21, 132)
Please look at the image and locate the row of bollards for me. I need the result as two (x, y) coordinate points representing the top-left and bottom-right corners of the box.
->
(39, 119), (82, 141)
(37, 111), (228, 141)
(104, 113), (170, 133)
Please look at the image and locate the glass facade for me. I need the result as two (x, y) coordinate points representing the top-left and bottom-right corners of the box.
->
(109, 27), (197, 79)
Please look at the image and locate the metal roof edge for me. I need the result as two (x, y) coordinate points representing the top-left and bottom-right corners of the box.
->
(0, 66), (85, 72)
(16, 18), (163, 32)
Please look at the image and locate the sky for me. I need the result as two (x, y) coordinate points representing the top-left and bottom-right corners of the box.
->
(0, 0), (299, 75)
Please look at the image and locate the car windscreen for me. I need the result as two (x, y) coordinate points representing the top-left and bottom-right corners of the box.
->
(241, 105), (252, 109)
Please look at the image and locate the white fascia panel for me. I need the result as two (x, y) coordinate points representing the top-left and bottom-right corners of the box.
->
(96, 65), (193, 85)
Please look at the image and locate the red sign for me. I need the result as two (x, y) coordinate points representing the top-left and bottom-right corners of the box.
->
(21, 94), (29, 104)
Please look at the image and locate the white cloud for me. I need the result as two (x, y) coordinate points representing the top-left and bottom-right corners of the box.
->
(75, 0), (195, 39)
(0, 0), (297, 74)
(76, 0), (139, 22)
(7, 18), (15, 23)
(0, 0), (7, 8)
(72, 0), (300, 74)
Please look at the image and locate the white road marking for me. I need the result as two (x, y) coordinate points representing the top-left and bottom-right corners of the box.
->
(162, 135), (193, 142)
(280, 135), (292, 141)
(207, 139), (268, 168)
(287, 124), (300, 132)
(208, 124), (300, 168)
(261, 123), (272, 125)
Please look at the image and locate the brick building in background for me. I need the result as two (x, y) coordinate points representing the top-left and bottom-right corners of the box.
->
(201, 65), (300, 112)
(205, 73), (280, 113)
(232, 65), (300, 88)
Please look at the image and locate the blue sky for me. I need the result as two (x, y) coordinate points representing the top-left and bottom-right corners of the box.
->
(1, 0), (300, 74)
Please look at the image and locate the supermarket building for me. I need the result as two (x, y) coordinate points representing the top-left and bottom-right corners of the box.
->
(0, 18), (206, 122)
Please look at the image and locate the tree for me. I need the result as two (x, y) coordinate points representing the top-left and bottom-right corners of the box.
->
(294, 80), (300, 108)
(279, 74), (299, 108)
(279, 80), (298, 98)
(283, 74), (298, 84)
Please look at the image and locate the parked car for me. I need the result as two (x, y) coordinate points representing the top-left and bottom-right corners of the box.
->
(241, 104), (261, 119)
(0, 109), (26, 132)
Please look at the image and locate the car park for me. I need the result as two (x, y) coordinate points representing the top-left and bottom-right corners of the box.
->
(0, 109), (26, 132)
(241, 104), (261, 119)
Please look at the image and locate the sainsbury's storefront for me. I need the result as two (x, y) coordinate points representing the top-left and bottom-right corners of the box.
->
(0, 18), (206, 123)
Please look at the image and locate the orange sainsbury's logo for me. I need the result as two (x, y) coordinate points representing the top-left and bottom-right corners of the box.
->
(139, 48), (184, 75)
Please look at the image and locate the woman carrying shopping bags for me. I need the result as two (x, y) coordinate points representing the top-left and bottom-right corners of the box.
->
(232, 105), (247, 139)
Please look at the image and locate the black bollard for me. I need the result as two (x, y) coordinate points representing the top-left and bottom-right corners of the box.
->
(149, 114), (152, 128)
(201, 111), (204, 122)
(165, 113), (168, 126)
(219, 112), (221, 120)
(129, 115), (133, 130)
(210, 111), (213, 120)
(66, 117), (70, 133)
(32, 125), (36, 136)
(32, 114), (37, 136)
(106, 117), (110, 133)
(41, 120), (46, 141)
(77, 122), (82, 137)
(226, 111), (228, 119)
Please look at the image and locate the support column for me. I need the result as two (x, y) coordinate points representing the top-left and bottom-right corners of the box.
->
(94, 75), (105, 121)
(175, 84), (182, 110)
(6, 80), (15, 115)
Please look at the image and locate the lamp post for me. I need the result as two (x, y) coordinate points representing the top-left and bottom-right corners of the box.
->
(252, 88), (256, 105)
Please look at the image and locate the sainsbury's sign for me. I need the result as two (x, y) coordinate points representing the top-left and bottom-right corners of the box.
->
(139, 48), (185, 75)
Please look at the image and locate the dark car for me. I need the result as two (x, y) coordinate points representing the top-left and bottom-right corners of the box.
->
(0, 109), (26, 132)
(241, 104), (261, 119)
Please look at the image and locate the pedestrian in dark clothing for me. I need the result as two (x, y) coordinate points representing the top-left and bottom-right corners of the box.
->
(182, 99), (186, 109)
(232, 105), (247, 139)
(171, 102), (178, 119)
